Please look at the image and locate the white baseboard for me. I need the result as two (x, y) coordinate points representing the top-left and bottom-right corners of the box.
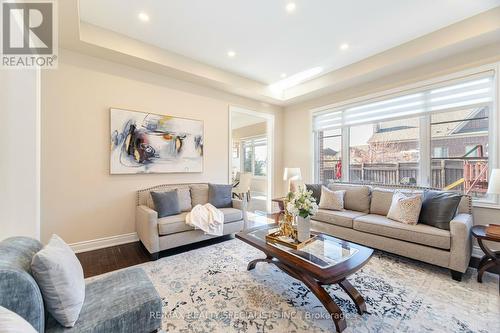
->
(472, 245), (484, 258)
(70, 232), (139, 253)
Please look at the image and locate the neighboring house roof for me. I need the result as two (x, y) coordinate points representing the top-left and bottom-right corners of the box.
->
(368, 107), (487, 144)
(323, 148), (338, 156)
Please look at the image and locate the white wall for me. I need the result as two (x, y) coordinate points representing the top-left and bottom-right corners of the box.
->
(0, 69), (40, 240)
(41, 49), (283, 244)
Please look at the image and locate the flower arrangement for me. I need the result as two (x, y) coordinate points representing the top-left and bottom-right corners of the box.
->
(285, 186), (319, 219)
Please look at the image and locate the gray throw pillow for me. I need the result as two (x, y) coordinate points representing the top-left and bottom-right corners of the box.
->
(305, 184), (322, 204)
(419, 190), (462, 230)
(208, 183), (233, 208)
(0, 306), (37, 333)
(31, 235), (85, 328)
(151, 190), (181, 218)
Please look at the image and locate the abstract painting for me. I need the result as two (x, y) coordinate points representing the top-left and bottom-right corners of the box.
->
(110, 108), (203, 174)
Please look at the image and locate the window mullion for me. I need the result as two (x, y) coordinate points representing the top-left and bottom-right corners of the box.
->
(342, 126), (350, 182)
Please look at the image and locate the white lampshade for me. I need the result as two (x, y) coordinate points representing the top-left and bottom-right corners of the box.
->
(487, 169), (500, 194)
(283, 167), (302, 181)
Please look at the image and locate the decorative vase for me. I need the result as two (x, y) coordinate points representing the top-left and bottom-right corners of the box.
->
(296, 215), (311, 242)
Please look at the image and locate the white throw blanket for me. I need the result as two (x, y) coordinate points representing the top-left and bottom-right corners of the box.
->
(186, 203), (225, 236)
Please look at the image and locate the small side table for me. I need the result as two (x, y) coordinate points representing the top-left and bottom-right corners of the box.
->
(471, 225), (500, 291)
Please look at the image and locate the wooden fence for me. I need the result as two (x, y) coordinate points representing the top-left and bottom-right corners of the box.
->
(323, 159), (487, 193)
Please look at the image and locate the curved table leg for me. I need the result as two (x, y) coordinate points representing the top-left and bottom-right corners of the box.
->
(478, 259), (497, 283)
(338, 279), (367, 315)
(247, 255), (273, 271)
(300, 273), (347, 333)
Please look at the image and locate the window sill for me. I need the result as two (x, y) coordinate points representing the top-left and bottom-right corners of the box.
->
(472, 201), (500, 210)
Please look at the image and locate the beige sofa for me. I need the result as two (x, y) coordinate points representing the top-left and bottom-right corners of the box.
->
(136, 183), (246, 260)
(310, 183), (473, 281)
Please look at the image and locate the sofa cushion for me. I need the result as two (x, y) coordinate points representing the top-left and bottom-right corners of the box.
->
(151, 190), (181, 218)
(313, 209), (367, 228)
(190, 184), (209, 206)
(387, 192), (422, 225)
(353, 214), (451, 250)
(45, 268), (161, 333)
(220, 208), (243, 223)
(158, 212), (193, 235)
(370, 188), (394, 215)
(0, 306), (37, 333)
(208, 184), (233, 208)
(305, 184), (322, 204)
(31, 235), (85, 328)
(328, 184), (370, 213)
(177, 188), (192, 212)
(319, 186), (345, 211)
(419, 190), (462, 230)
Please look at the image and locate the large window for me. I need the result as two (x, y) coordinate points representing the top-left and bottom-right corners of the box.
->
(430, 107), (489, 197)
(349, 118), (420, 185)
(242, 137), (267, 176)
(313, 73), (496, 201)
(317, 129), (342, 183)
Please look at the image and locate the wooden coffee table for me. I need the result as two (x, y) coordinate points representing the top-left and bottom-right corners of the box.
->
(236, 225), (373, 333)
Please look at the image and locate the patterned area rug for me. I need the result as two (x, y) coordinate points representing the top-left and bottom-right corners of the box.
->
(138, 239), (499, 333)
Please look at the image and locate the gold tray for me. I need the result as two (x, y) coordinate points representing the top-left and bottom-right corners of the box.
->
(265, 230), (317, 250)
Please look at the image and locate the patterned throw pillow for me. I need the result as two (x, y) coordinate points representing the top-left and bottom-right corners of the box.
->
(318, 186), (345, 211)
(387, 191), (422, 225)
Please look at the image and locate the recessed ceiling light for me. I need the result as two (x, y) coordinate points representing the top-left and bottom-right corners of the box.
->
(286, 3), (296, 13)
(227, 50), (236, 58)
(340, 43), (349, 50)
(138, 12), (150, 22)
(280, 73), (287, 78)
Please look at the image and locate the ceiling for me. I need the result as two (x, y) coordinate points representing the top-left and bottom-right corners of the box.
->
(231, 111), (267, 129)
(79, 0), (500, 87)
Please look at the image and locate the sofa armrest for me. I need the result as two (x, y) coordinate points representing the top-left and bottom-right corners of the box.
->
(136, 205), (159, 254)
(449, 213), (473, 273)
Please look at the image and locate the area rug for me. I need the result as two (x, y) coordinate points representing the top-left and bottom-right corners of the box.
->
(138, 239), (499, 333)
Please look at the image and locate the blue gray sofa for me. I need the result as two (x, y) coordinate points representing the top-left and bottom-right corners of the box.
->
(0, 237), (162, 332)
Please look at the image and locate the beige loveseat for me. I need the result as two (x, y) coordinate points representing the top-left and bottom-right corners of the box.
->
(136, 183), (246, 260)
(310, 183), (473, 281)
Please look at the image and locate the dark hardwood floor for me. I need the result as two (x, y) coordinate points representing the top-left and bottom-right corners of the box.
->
(77, 214), (275, 278)
(76, 235), (238, 278)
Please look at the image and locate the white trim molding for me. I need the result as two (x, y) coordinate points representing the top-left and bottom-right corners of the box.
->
(70, 232), (139, 253)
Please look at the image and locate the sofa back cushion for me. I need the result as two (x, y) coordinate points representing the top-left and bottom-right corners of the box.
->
(370, 188), (394, 216)
(190, 184), (209, 206)
(305, 184), (322, 204)
(151, 190), (181, 218)
(208, 183), (233, 208)
(419, 190), (462, 230)
(328, 184), (370, 213)
(177, 188), (192, 212)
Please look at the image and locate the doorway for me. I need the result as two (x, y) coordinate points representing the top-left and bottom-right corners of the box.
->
(229, 106), (274, 219)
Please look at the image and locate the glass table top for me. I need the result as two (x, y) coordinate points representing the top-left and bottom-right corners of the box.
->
(248, 228), (359, 269)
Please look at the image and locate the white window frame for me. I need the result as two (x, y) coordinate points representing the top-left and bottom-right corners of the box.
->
(241, 135), (268, 178)
(311, 63), (500, 208)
